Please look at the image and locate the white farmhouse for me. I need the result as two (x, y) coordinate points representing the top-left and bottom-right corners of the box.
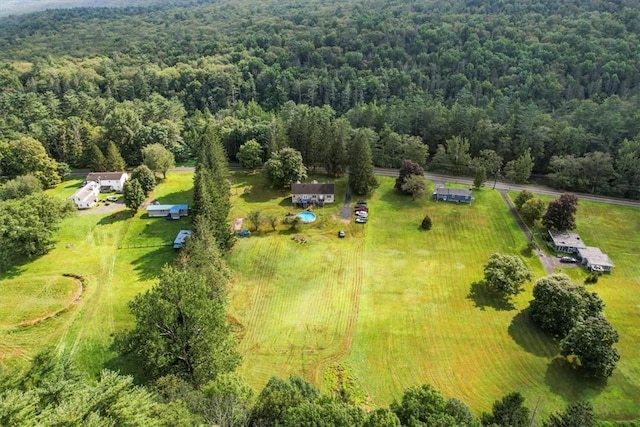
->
(85, 172), (128, 193)
(70, 181), (100, 209)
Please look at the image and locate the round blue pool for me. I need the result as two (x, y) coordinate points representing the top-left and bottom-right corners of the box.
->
(297, 211), (317, 223)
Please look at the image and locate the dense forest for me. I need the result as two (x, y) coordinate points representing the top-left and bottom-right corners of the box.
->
(1, 0), (640, 197)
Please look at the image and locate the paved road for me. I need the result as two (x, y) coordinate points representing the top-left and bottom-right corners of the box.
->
(372, 168), (640, 208)
(72, 165), (640, 208)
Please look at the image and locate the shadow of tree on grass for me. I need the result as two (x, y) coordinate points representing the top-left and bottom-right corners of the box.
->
(98, 209), (134, 226)
(545, 357), (607, 401)
(130, 246), (176, 281)
(508, 309), (559, 357)
(467, 281), (515, 311)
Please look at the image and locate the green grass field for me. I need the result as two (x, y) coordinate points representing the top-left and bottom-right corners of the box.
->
(2, 171), (639, 421)
(0, 173), (193, 376)
(228, 176), (640, 420)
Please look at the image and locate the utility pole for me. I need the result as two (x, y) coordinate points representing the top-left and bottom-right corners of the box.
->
(493, 168), (501, 189)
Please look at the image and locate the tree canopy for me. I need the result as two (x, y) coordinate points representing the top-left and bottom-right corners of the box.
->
(482, 253), (533, 297)
(542, 193), (579, 231)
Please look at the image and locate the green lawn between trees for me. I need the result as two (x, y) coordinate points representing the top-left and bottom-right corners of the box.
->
(1, 172), (639, 421)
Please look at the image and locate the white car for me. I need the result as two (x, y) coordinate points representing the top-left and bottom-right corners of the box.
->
(355, 211), (368, 218)
(106, 196), (119, 202)
(355, 216), (367, 224)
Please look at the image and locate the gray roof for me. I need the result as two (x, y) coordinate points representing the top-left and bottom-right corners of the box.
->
(291, 182), (334, 195)
(548, 231), (587, 249)
(173, 230), (192, 248)
(577, 246), (614, 268)
(86, 172), (127, 181)
(433, 187), (471, 197)
(147, 204), (189, 212)
(72, 182), (99, 202)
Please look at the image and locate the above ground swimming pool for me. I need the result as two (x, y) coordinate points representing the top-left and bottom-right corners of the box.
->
(296, 211), (317, 223)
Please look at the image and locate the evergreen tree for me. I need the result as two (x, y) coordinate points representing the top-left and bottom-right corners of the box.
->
(193, 127), (234, 252)
(104, 141), (126, 171)
(348, 128), (378, 196)
(87, 143), (106, 172)
(324, 118), (350, 177)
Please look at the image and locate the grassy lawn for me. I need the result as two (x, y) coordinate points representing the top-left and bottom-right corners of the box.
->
(3, 170), (639, 421)
(228, 176), (640, 420)
(0, 172), (193, 377)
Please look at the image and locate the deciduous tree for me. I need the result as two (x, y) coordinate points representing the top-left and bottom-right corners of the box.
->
(542, 193), (579, 231)
(513, 190), (534, 211)
(504, 149), (533, 184)
(395, 160), (424, 193)
(473, 167), (486, 189)
(529, 274), (604, 338)
(543, 402), (596, 427)
(482, 253), (532, 297)
(0, 175), (42, 200)
(247, 210), (263, 231)
(143, 143), (175, 178)
(519, 197), (546, 225)
(481, 392), (530, 427)
(401, 174), (426, 200)
(123, 179), (145, 211)
(560, 315), (620, 378)
(264, 147), (308, 189)
(237, 139), (263, 171)
(131, 164), (156, 195)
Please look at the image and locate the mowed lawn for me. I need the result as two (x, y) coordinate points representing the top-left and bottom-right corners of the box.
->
(0, 172), (193, 376)
(229, 176), (640, 421)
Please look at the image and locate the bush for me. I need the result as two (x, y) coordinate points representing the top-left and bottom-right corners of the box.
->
(421, 215), (432, 230)
(585, 272), (601, 284)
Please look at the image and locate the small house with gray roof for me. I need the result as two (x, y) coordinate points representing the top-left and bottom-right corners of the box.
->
(548, 231), (587, 254)
(432, 187), (473, 203)
(577, 246), (615, 272)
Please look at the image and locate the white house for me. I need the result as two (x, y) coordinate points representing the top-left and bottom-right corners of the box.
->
(291, 181), (335, 207)
(85, 172), (128, 193)
(70, 181), (100, 209)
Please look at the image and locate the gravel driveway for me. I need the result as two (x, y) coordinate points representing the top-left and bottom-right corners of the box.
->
(77, 201), (126, 216)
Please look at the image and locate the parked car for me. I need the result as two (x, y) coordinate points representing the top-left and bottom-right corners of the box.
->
(355, 216), (367, 224)
(354, 206), (368, 212)
(338, 230), (346, 238)
(355, 211), (368, 218)
(237, 230), (251, 237)
(106, 196), (119, 202)
(560, 256), (577, 263)
(356, 200), (367, 205)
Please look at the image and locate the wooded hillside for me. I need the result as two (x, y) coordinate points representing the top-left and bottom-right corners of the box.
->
(1, 0), (639, 196)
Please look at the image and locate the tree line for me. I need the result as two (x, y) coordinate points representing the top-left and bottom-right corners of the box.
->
(1, 349), (604, 426)
(1, 0), (640, 197)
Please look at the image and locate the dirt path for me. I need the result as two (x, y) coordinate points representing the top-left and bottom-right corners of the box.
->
(7, 276), (84, 329)
(339, 185), (352, 221)
(499, 190), (554, 275)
